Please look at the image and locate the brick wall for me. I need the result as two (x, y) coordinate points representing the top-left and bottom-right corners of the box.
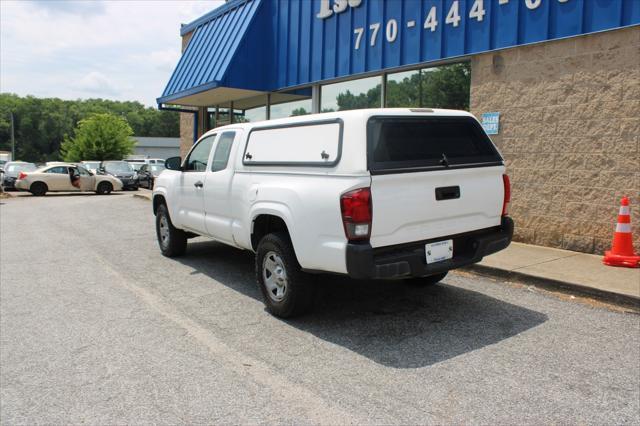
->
(179, 112), (194, 158)
(471, 26), (639, 254)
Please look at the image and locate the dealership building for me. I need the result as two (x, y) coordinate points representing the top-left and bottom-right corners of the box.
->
(158, 0), (639, 255)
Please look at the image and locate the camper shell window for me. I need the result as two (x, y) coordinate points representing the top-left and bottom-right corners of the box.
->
(367, 116), (503, 174)
(243, 119), (343, 167)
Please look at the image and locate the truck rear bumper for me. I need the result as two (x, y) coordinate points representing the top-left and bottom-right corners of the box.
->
(346, 216), (514, 280)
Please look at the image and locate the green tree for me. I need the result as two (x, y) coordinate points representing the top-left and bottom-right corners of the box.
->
(60, 113), (135, 161)
(0, 94), (179, 162)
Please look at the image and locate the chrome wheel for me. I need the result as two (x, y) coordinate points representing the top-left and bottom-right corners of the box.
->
(262, 251), (288, 302)
(159, 214), (170, 247)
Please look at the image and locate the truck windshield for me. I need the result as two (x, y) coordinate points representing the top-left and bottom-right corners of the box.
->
(367, 116), (502, 174)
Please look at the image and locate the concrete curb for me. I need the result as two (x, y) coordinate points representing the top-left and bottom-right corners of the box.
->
(132, 193), (151, 201)
(464, 263), (640, 310)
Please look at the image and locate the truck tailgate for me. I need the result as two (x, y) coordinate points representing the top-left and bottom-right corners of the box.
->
(370, 166), (504, 248)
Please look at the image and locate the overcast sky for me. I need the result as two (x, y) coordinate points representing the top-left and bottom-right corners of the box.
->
(0, 0), (224, 107)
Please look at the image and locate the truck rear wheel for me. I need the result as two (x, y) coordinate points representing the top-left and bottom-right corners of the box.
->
(404, 272), (448, 287)
(256, 232), (315, 318)
(156, 204), (187, 257)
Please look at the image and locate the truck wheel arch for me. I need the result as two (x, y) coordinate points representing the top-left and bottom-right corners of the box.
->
(251, 214), (291, 252)
(153, 194), (166, 215)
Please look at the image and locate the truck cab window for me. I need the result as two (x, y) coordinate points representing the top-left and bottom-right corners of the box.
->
(211, 132), (235, 172)
(185, 135), (215, 172)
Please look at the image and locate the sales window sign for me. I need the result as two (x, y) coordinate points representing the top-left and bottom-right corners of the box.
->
(482, 112), (500, 135)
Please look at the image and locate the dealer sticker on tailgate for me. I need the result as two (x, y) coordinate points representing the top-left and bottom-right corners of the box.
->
(425, 240), (453, 264)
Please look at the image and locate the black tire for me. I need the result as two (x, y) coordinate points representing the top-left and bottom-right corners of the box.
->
(404, 272), (448, 287)
(255, 232), (315, 318)
(96, 181), (113, 195)
(156, 203), (187, 257)
(30, 182), (47, 196)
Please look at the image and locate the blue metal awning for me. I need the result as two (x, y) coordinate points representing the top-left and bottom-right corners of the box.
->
(159, 0), (639, 108)
(157, 0), (264, 105)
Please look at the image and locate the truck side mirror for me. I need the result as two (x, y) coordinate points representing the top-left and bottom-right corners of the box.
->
(165, 156), (182, 171)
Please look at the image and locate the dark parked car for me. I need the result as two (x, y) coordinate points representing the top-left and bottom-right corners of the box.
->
(138, 164), (165, 189)
(99, 161), (139, 190)
(1, 161), (37, 190)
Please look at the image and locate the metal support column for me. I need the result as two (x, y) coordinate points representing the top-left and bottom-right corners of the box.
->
(266, 93), (271, 120)
(418, 69), (423, 108)
(311, 85), (321, 113)
(199, 107), (207, 137)
(380, 73), (387, 108)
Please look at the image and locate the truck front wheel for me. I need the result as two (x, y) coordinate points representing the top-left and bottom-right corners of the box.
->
(156, 204), (187, 257)
(256, 232), (315, 318)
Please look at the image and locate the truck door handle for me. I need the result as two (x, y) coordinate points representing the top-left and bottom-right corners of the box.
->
(194, 181), (203, 188)
(435, 186), (460, 200)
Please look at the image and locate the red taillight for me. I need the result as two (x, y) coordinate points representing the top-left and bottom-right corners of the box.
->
(340, 187), (372, 241)
(502, 174), (511, 216)
(17, 172), (27, 180)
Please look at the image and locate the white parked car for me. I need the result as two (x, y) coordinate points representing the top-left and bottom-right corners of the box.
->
(152, 108), (513, 317)
(15, 163), (123, 196)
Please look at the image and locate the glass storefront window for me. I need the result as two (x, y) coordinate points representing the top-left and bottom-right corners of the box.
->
(386, 63), (470, 110)
(216, 108), (230, 127)
(269, 99), (312, 119)
(207, 107), (248, 128)
(321, 76), (381, 112)
(386, 70), (422, 108)
(243, 106), (267, 123)
(204, 62), (469, 129)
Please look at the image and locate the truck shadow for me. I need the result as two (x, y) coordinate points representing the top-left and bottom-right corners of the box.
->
(178, 240), (548, 369)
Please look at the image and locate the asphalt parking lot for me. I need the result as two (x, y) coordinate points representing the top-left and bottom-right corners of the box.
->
(1, 193), (639, 424)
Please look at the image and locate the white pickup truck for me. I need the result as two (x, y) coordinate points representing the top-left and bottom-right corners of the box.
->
(152, 108), (513, 317)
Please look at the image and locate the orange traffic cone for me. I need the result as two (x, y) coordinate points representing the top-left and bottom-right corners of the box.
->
(603, 196), (640, 268)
